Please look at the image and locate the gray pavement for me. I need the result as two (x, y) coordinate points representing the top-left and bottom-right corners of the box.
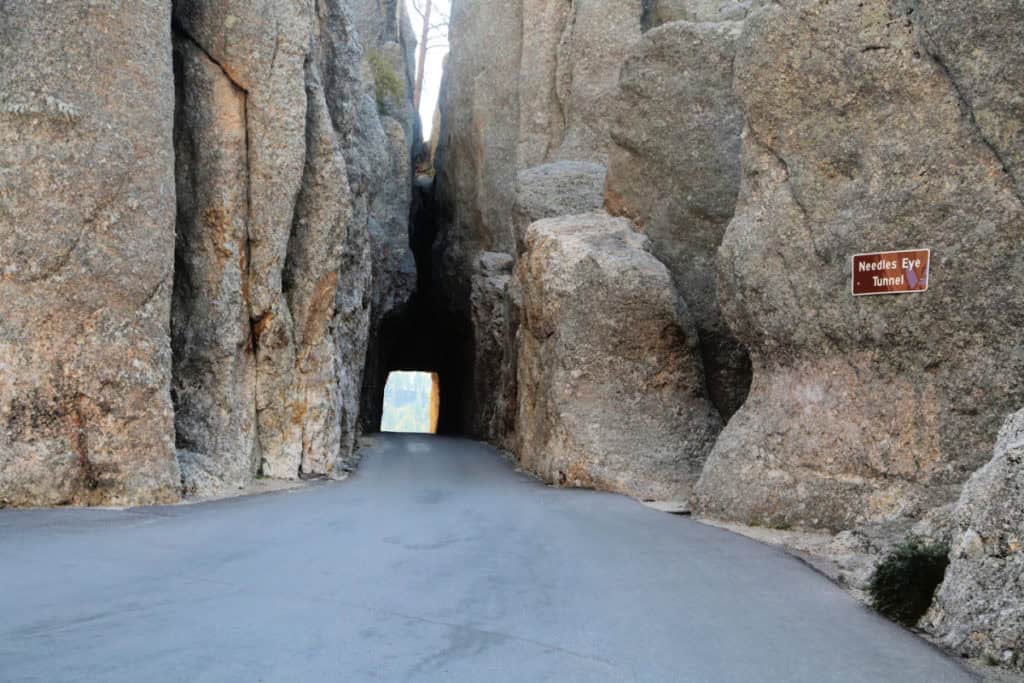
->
(0, 435), (974, 682)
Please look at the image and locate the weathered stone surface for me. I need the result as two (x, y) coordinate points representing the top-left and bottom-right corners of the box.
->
(0, 0), (180, 506)
(513, 161), (606, 253)
(173, 0), (310, 480)
(325, 0), (391, 465)
(605, 19), (750, 420)
(345, 1), (421, 451)
(172, 0), (417, 487)
(913, 0), (1024, 202)
(366, 114), (416, 356)
(693, 0), (1024, 530)
(350, 0), (403, 46)
(434, 0), (522, 259)
(518, 0), (643, 167)
(468, 252), (520, 448)
(171, 36), (258, 492)
(429, 0), (523, 436)
(924, 409), (1024, 671)
(515, 213), (722, 501)
(435, 0), (644, 442)
(642, 0), (762, 27)
(356, 109), (417, 445)
(516, 0), (573, 167)
(282, 66), (353, 478)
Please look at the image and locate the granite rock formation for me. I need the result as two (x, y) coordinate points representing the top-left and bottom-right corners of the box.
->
(0, 0), (181, 506)
(3, 0), (1024, 674)
(172, 0), (418, 491)
(433, 0), (644, 445)
(515, 213), (721, 500)
(0, 0), (418, 504)
(693, 0), (1024, 530)
(641, 0), (764, 28)
(924, 409), (1024, 671)
(513, 161), (607, 254)
(604, 18), (750, 419)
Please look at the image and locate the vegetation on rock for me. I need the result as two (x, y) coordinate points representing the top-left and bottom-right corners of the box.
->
(868, 538), (950, 628)
(367, 50), (404, 114)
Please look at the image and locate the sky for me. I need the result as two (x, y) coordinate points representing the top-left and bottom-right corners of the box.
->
(380, 371), (437, 433)
(405, 0), (450, 139)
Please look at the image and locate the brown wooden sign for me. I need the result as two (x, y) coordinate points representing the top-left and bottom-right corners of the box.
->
(852, 249), (930, 296)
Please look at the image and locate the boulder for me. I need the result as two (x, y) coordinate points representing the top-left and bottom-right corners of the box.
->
(694, 0), (1024, 530)
(605, 19), (750, 419)
(514, 161), (607, 253)
(0, 0), (180, 506)
(924, 409), (1024, 671)
(435, 0), (643, 441)
(515, 213), (722, 501)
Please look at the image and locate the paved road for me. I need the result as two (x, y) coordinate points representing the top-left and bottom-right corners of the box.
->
(0, 435), (973, 682)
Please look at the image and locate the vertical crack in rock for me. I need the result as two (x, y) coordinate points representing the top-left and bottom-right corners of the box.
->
(921, 46), (1024, 207)
(170, 0), (419, 491)
(172, 27), (259, 495)
(358, 172), (477, 440)
(909, 0), (1024, 205)
(604, 17), (753, 420)
(283, 55), (352, 478)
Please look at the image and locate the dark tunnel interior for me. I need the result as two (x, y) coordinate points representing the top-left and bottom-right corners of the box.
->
(359, 175), (476, 437)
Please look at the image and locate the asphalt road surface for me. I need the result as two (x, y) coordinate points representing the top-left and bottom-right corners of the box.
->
(0, 435), (974, 682)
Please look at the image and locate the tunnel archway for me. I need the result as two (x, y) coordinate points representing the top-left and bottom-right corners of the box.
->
(360, 289), (475, 436)
(381, 371), (440, 434)
(359, 175), (477, 437)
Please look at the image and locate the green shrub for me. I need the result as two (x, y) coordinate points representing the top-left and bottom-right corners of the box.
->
(868, 537), (950, 627)
(367, 50), (404, 114)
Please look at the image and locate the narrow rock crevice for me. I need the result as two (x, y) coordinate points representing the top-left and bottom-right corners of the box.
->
(359, 174), (475, 436)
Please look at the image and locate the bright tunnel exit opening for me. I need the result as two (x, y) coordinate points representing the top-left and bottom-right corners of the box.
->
(380, 371), (440, 434)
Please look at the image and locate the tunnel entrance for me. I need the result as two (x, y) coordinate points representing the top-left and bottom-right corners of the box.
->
(359, 174), (477, 438)
(381, 371), (440, 434)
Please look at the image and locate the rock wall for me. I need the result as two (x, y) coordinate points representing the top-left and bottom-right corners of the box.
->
(515, 214), (721, 500)
(172, 0), (418, 490)
(0, 1), (181, 506)
(348, 0), (421, 467)
(924, 409), (1024, 671)
(642, 0), (764, 27)
(434, 0), (751, 475)
(517, 0), (643, 167)
(3, 0), (1023, 672)
(1, 0), (418, 504)
(604, 17), (751, 419)
(433, 0), (644, 447)
(693, 0), (1024, 530)
(434, 0), (1024, 671)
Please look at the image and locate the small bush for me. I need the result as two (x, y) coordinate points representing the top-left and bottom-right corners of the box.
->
(367, 50), (404, 114)
(868, 537), (950, 627)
